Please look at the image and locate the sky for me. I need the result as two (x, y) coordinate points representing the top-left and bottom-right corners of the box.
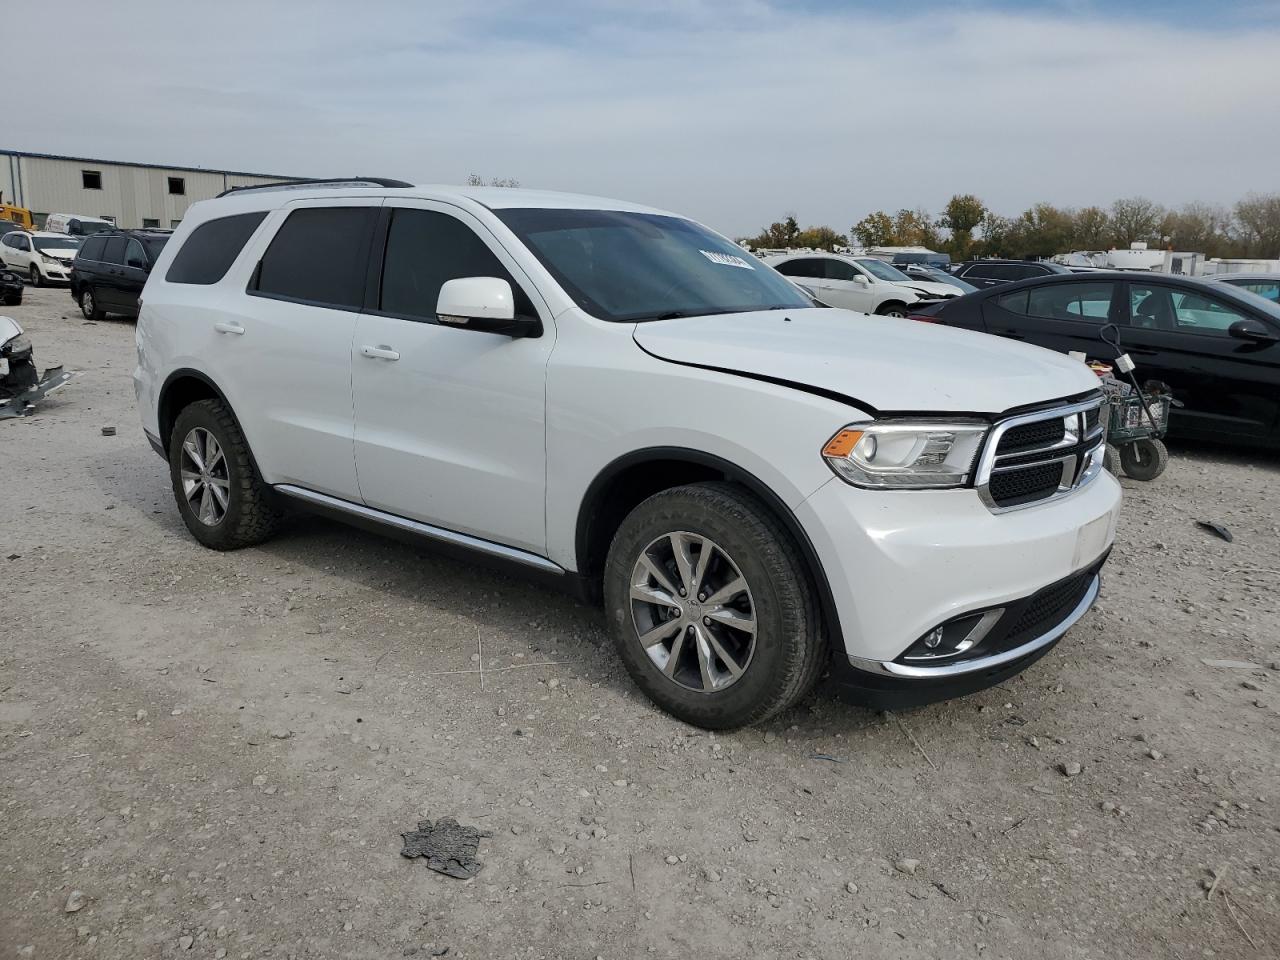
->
(12, 1), (1280, 236)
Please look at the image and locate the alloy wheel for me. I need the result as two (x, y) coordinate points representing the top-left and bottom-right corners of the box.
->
(179, 427), (231, 526)
(628, 531), (757, 693)
(81, 290), (95, 319)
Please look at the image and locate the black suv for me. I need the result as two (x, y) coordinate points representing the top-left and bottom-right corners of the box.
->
(951, 259), (1072, 289)
(70, 229), (171, 320)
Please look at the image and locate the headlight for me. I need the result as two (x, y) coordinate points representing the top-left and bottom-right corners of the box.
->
(2, 334), (32, 357)
(822, 420), (988, 489)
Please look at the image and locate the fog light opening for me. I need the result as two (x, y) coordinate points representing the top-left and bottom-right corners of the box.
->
(901, 608), (1005, 663)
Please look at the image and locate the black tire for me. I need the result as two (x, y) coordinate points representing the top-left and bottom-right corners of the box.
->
(1103, 444), (1121, 475)
(2, 294), (20, 306)
(603, 481), (826, 729)
(80, 287), (104, 321)
(168, 398), (282, 550)
(1119, 437), (1168, 481)
(876, 301), (908, 318)
(28, 265), (41, 288)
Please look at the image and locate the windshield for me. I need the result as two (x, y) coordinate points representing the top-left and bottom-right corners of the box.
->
(494, 208), (812, 322)
(917, 266), (977, 291)
(141, 236), (170, 260)
(71, 219), (113, 235)
(855, 258), (911, 282)
(34, 236), (82, 253)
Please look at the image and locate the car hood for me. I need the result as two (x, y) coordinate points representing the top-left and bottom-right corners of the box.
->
(46, 250), (77, 260)
(0, 314), (21, 344)
(631, 307), (1101, 414)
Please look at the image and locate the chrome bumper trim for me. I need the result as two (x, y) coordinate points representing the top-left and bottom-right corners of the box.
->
(848, 574), (1100, 679)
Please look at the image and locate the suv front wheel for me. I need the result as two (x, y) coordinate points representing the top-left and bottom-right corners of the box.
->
(80, 288), (104, 321)
(603, 482), (826, 729)
(168, 399), (282, 550)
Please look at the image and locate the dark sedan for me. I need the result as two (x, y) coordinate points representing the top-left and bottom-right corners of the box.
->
(1, 266), (21, 305)
(911, 272), (1280, 449)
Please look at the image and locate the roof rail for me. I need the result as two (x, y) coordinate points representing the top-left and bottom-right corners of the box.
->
(215, 177), (413, 198)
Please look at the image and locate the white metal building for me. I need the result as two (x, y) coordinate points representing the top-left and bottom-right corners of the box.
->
(1, 150), (302, 230)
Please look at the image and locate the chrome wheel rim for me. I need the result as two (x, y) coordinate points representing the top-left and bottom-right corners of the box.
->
(179, 427), (230, 526)
(629, 531), (756, 693)
(82, 290), (94, 317)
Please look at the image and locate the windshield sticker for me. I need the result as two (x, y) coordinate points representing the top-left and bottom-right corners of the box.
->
(699, 250), (755, 270)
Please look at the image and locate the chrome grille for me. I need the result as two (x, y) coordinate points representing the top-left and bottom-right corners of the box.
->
(976, 396), (1106, 513)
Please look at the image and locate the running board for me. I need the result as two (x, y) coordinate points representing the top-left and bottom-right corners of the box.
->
(273, 484), (565, 575)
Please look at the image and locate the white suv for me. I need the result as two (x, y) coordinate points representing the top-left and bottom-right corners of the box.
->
(0, 230), (81, 285)
(763, 252), (949, 316)
(135, 180), (1121, 729)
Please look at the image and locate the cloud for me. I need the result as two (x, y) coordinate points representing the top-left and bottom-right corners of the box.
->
(13, 1), (1279, 235)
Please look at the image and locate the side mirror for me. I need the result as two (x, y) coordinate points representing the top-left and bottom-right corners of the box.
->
(436, 277), (536, 336)
(1228, 318), (1278, 343)
(853, 274), (870, 286)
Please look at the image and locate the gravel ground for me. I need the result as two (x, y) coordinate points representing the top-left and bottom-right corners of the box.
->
(2, 286), (1278, 960)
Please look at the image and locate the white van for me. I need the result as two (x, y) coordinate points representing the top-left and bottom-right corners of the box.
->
(44, 213), (115, 237)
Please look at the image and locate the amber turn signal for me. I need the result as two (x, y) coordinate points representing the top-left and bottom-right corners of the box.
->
(822, 429), (864, 459)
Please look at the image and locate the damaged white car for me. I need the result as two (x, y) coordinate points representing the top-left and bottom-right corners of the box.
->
(0, 316), (73, 419)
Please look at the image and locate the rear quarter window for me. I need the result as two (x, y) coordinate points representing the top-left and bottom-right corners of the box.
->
(165, 212), (268, 285)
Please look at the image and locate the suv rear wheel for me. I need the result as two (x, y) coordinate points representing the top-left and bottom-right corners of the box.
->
(168, 399), (282, 550)
(603, 482), (825, 729)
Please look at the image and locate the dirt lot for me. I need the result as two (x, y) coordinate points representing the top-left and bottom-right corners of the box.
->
(2, 285), (1278, 959)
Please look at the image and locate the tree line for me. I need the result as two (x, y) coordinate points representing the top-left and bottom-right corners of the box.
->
(740, 193), (1280, 261)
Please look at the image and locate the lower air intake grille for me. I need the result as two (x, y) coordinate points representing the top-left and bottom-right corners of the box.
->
(997, 570), (1095, 651)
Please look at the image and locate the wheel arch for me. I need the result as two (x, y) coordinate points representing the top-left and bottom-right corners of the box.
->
(574, 447), (843, 646)
(157, 367), (234, 451)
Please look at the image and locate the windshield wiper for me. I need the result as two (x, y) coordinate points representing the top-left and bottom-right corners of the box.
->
(631, 306), (798, 323)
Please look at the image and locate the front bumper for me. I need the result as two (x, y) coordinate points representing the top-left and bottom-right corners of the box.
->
(828, 553), (1107, 708)
(798, 466), (1121, 676)
(39, 264), (73, 284)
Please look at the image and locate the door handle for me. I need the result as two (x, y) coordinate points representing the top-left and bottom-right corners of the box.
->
(214, 321), (245, 335)
(360, 345), (400, 361)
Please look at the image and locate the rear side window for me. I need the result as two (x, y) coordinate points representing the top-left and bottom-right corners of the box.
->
(101, 237), (127, 265)
(252, 207), (377, 309)
(774, 258), (822, 279)
(1026, 282), (1114, 322)
(166, 212), (266, 285)
(379, 209), (533, 320)
(78, 236), (107, 261)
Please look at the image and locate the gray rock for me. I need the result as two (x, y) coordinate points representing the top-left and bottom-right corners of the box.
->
(665, 855), (680, 865)
(1147, 749), (1163, 760)
(1060, 762), (1083, 777)
(179, 935), (194, 950)
(845, 881), (859, 894)
(270, 728), (293, 740)
(64, 890), (86, 913)
(894, 858), (920, 876)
